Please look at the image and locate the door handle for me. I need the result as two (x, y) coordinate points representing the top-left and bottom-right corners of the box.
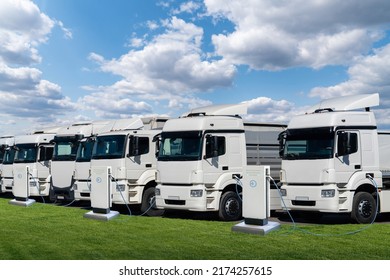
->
(222, 166), (229, 171)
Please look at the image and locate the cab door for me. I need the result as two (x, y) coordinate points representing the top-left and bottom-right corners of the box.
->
(38, 145), (54, 180)
(202, 133), (244, 185)
(202, 134), (228, 185)
(334, 130), (362, 183)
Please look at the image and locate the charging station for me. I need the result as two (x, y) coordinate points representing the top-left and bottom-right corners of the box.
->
(9, 166), (36, 207)
(84, 166), (119, 221)
(232, 165), (280, 235)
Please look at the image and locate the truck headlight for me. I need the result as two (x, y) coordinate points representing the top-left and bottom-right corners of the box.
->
(280, 188), (287, 196)
(155, 188), (160, 196)
(29, 181), (37, 187)
(321, 189), (335, 198)
(72, 183), (78, 190)
(190, 190), (203, 197)
(116, 184), (126, 192)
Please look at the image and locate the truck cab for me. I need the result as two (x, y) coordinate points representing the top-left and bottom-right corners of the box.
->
(155, 104), (285, 221)
(73, 137), (95, 201)
(279, 93), (389, 223)
(50, 119), (145, 201)
(12, 132), (57, 198)
(0, 136), (15, 193)
(50, 121), (111, 201)
(90, 127), (163, 215)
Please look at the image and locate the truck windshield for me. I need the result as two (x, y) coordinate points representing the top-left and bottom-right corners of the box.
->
(2, 148), (15, 164)
(52, 141), (79, 161)
(282, 127), (334, 160)
(92, 135), (126, 159)
(76, 140), (94, 162)
(14, 144), (38, 163)
(158, 131), (202, 161)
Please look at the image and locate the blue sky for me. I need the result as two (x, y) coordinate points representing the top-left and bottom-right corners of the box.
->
(1, 0), (390, 135)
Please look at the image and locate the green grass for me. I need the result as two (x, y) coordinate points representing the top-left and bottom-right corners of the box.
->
(0, 197), (389, 260)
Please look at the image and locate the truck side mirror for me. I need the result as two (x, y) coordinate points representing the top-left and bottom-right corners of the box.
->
(39, 146), (54, 161)
(336, 131), (357, 157)
(152, 134), (161, 158)
(128, 135), (139, 157)
(204, 135), (219, 159)
(278, 131), (286, 157)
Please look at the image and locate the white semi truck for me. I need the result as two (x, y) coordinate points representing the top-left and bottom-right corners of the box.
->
(0, 136), (15, 193)
(73, 117), (166, 202)
(50, 121), (116, 201)
(49, 120), (125, 201)
(279, 93), (390, 223)
(11, 128), (61, 198)
(155, 104), (286, 221)
(89, 118), (167, 216)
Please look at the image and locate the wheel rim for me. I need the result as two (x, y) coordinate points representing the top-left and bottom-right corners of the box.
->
(358, 199), (372, 218)
(225, 197), (240, 217)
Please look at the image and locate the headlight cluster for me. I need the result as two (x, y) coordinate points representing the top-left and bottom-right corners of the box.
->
(116, 184), (126, 192)
(321, 189), (335, 198)
(190, 190), (203, 197)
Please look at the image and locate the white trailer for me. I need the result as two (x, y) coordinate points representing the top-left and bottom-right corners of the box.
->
(73, 117), (167, 202)
(155, 104), (286, 221)
(0, 136), (15, 193)
(50, 119), (145, 201)
(279, 93), (390, 223)
(89, 118), (167, 216)
(11, 129), (61, 198)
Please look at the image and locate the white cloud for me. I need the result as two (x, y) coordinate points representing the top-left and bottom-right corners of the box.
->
(0, 0), (77, 135)
(0, 0), (55, 65)
(0, 63), (77, 119)
(146, 20), (159, 30)
(56, 20), (73, 39)
(81, 92), (153, 119)
(172, 1), (202, 15)
(205, 0), (389, 70)
(309, 44), (390, 99)
(243, 96), (303, 124)
(83, 16), (236, 117)
(307, 43), (390, 127)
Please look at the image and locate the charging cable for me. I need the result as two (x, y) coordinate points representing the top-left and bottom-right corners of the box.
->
(110, 174), (132, 216)
(108, 174), (159, 217)
(29, 172), (45, 204)
(87, 174), (92, 191)
(62, 199), (76, 207)
(233, 175), (243, 202)
(268, 176), (297, 234)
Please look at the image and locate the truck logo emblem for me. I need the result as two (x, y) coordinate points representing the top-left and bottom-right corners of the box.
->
(17, 174), (22, 179)
(96, 177), (102, 183)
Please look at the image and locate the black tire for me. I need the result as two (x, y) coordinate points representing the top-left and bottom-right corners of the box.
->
(140, 187), (165, 216)
(219, 191), (242, 221)
(351, 192), (377, 224)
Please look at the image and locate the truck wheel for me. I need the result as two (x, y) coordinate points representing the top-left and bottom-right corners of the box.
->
(351, 192), (377, 224)
(141, 187), (164, 217)
(219, 191), (242, 221)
